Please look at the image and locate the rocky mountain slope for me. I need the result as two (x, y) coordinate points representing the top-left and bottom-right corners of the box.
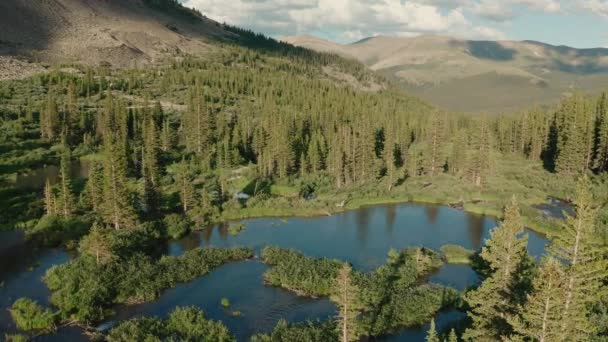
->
(0, 0), (233, 71)
(283, 35), (608, 112)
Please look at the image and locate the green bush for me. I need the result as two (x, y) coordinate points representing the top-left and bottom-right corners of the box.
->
(26, 215), (89, 247)
(440, 244), (475, 264)
(261, 246), (344, 297)
(9, 298), (56, 332)
(45, 246), (253, 322)
(108, 307), (235, 342)
(164, 213), (191, 239)
(251, 320), (338, 342)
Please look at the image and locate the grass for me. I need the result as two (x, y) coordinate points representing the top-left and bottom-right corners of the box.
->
(440, 244), (475, 264)
(228, 224), (246, 236)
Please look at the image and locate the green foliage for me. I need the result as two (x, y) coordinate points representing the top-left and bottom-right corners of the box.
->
(261, 247), (453, 337)
(108, 306), (235, 342)
(220, 298), (230, 308)
(44, 245), (252, 322)
(440, 244), (475, 264)
(251, 320), (339, 342)
(9, 298), (56, 333)
(4, 334), (29, 342)
(227, 223), (246, 236)
(464, 198), (534, 341)
(163, 213), (191, 239)
(26, 215), (89, 247)
(261, 246), (344, 297)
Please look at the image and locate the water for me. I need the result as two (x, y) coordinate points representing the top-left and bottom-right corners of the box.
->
(0, 203), (550, 341)
(13, 160), (91, 189)
(534, 197), (575, 220)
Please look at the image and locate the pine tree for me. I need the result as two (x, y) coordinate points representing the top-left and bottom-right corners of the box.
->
(176, 158), (195, 214)
(383, 128), (398, 190)
(142, 117), (159, 185)
(594, 92), (608, 173)
(43, 178), (56, 216)
(79, 223), (115, 265)
(555, 94), (591, 175)
(332, 264), (363, 342)
(463, 197), (529, 341)
(40, 93), (59, 140)
(84, 162), (104, 212)
(469, 118), (491, 187)
(56, 137), (75, 219)
(447, 329), (458, 342)
(550, 175), (608, 340)
(508, 257), (564, 342)
(102, 133), (137, 230)
(449, 129), (468, 176)
(426, 318), (440, 342)
(425, 112), (446, 177)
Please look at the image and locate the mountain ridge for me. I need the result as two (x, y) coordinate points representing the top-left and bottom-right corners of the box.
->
(282, 34), (608, 112)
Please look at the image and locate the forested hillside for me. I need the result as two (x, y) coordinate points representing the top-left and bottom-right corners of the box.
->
(0, 1), (607, 341)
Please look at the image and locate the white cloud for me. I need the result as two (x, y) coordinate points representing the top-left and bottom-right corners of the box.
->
(578, 0), (608, 18)
(472, 0), (560, 21)
(184, 0), (509, 42)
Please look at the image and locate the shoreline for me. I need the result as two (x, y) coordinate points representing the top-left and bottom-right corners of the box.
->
(219, 194), (561, 240)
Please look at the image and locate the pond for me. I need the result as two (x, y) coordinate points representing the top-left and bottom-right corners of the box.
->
(0, 203), (550, 341)
(13, 159), (91, 189)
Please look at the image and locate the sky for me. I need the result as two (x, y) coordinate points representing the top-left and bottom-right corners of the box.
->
(181, 0), (608, 48)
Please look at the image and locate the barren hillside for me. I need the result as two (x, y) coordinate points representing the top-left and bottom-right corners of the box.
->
(284, 34), (608, 112)
(0, 0), (233, 71)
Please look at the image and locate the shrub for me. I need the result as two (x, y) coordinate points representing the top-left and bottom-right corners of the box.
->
(9, 298), (56, 332)
(108, 307), (235, 342)
(251, 320), (338, 342)
(164, 213), (191, 239)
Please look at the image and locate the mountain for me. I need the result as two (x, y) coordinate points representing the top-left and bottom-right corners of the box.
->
(0, 0), (233, 71)
(283, 34), (608, 113)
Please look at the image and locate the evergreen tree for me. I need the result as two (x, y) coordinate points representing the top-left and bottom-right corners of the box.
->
(449, 129), (468, 176)
(463, 197), (529, 341)
(469, 118), (491, 187)
(447, 329), (458, 342)
(84, 162), (104, 212)
(508, 257), (564, 342)
(79, 223), (115, 265)
(56, 136), (75, 219)
(176, 158), (195, 214)
(594, 92), (608, 173)
(40, 93), (59, 140)
(102, 133), (137, 230)
(425, 112), (446, 177)
(332, 264), (362, 342)
(43, 178), (56, 216)
(550, 175), (608, 340)
(426, 318), (440, 342)
(555, 95), (592, 175)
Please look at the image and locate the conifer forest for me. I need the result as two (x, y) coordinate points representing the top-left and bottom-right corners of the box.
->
(1, 1), (608, 342)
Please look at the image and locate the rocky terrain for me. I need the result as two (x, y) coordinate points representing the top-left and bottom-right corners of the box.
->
(0, 0), (234, 79)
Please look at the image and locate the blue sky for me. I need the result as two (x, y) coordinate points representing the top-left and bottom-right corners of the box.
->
(182, 0), (608, 48)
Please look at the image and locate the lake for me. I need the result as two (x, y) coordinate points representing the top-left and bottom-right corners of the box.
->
(0, 203), (549, 341)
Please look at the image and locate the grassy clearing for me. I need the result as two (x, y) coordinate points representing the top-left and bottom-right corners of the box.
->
(440, 244), (475, 264)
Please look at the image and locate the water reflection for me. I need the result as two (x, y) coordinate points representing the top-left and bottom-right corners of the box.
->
(385, 205), (396, 236)
(425, 206), (440, 224)
(466, 214), (485, 247)
(1, 203), (550, 341)
(14, 160), (91, 189)
(356, 207), (370, 247)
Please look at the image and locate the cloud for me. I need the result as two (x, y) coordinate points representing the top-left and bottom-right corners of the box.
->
(473, 0), (560, 21)
(184, 0), (509, 42)
(578, 0), (608, 18)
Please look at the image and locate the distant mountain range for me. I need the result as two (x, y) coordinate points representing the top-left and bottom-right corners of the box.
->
(283, 35), (608, 113)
